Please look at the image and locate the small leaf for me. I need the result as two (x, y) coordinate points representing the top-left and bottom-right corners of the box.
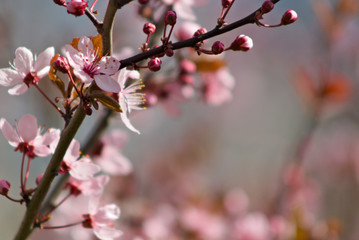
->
(69, 35), (103, 58)
(93, 93), (122, 112)
(49, 54), (66, 97)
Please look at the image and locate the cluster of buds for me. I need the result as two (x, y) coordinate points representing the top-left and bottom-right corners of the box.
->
(53, 0), (88, 17)
(255, 1), (297, 28)
(196, 34), (253, 55)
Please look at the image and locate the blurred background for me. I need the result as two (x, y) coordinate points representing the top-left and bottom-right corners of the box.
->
(1, 0), (359, 239)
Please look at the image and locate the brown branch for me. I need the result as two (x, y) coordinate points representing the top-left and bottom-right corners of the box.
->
(119, 0), (281, 69)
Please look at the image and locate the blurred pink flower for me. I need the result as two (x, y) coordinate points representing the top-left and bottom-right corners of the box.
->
(233, 212), (271, 240)
(64, 36), (120, 92)
(94, 146), (132, 176)
(0, 46), (54, 95)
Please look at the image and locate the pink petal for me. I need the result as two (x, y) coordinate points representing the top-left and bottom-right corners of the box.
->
(8, 83), (29, 95)
(77, 37), (93, 54)
(73, 69), (93, 84)
(34, 47), (55, 73)
(0, 68), (23, 87)
(98, 146), (133, 175)
(64, 139), (80, 163)
(94, 75), (120, 93)
(70, 158), (101, 180)
(64, 45), (83, 69)
(94, 204), (121, 223)
(33, 144), (52, 157)
(36, 66), (50, 79)
(98, 56), (120, 75)
(17, 114), (38, 142)
(0, 118), (19, 146)
(93, 226), (123, 239)
(14, 47), (33, 75)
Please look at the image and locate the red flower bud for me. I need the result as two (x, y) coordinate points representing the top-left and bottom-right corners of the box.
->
(211, 41), (225, 55)
(67, 0), (88, 17)
(143, 22), (156, 35)
(229, 34), (253, 51)
(281, 10), (298, 25)
(222, 0), (233, 8)
(164, 10), (177, 26)
(54, 0), (66, 6)
(54, 56), (70, 73)
(261, 1), (274, 14)
(148, 57), (162, 72)
(165, 48), (174, 57)
(0, 180), (10, 195)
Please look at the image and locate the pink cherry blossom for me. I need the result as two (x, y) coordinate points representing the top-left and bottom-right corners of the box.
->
(201, 67), (235, 106)
(69, 175), (109, 197)
(63, 36), (121, 92)
(0, 114), (54, 158)
(84, 202), (123, 240)
(0, 46), (54, 95)
(94, 146), (132, 176)
(233, 212), (272, 240)
(58, 139), (101, 180)
(113, 69), (145, 134)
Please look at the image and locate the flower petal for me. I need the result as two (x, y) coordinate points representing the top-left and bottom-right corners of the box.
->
(8, 83), (29, 95)
(0, 118), (20, 146)
(64, 45), (83, 69)
(73, 69), (93, 84)
(14, 47), (33, 75)
(36, 66), (50, 79)
(98, 56), (120, 75)
(93, 226), (123, 240)
(70, 158), (101, 180)
(94, 75), (121, 93)
(64, 139), (80, 163)
(17, 114), (38, 142)
(77, 37), (93, 54)
(34, 47), (55, 73)
(0, 68), (23, 87)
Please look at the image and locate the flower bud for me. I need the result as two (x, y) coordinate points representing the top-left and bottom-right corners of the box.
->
(193, 28), (207, 37)
(165, 48), (174, 57)
(54, 56), (70, 73)
(229, 34), (253, 51)
(138, 0), (149, 4)
(36, 173), (44, 186)
(179, 75), (195, 85)
(67, 0), (88, 17)
(211, 41), (225, 55)
(261, 1), (274, 14)
(281, 10), (298, 25)
(164, 10), (177, 26)
(0, 180), (10, 195)
(143, 22), (156, 35)
(148, 57), (162, 72)
(54, 0), (66, 6)
(222, 0), (233, 8)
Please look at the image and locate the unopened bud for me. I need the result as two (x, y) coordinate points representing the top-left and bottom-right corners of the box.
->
(211, 41), (225, 55)
(54, 56), (70, 73)
(67, 0), (88, 17)
(138, 0), (149, 4)
(84, 105), (93, 115)
(281, 10), (298, 25)
(165, 48), (174, 57)
(0, 180), (10, 195)
(194, 28), (207, 37)
(148, 57), (162, 72)
(36, 173), (44, 186)
(164, 10), (177, 26)
(261, 1), (274, 14)
(143, 22), (156, 35)
(222, 0), (233, 8)
(54, 0), (66, 6)
(229, 34), (253, 51)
